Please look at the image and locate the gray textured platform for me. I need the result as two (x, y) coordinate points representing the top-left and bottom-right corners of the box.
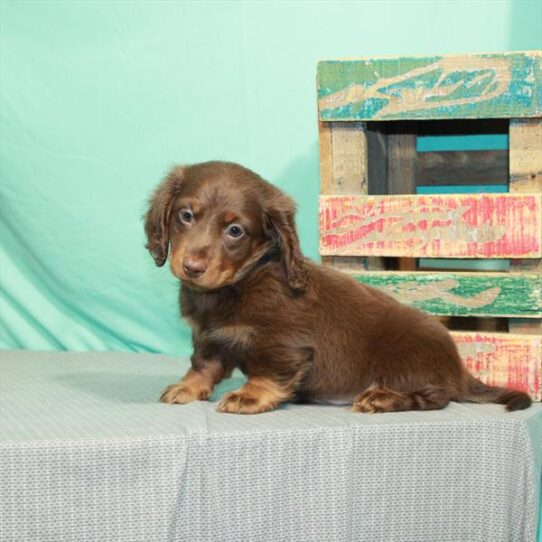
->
(1, 350), (540, 542)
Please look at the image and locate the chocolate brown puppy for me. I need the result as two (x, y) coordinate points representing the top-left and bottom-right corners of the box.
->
(145, 161), (532, 414)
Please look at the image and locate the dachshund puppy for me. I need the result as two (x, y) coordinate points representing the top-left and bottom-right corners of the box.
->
(145, 161), (532, 414)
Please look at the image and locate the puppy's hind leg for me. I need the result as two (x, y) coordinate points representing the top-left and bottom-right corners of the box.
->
(352, 385), (452, 413)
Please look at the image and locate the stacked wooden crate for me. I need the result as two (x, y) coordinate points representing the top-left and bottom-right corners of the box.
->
(317, 51), (541, 400)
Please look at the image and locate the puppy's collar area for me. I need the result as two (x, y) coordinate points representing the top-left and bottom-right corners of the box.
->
(255, 247), (281, 268)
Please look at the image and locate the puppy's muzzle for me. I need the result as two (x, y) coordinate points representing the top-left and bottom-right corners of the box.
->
(182, 256), (207, 278)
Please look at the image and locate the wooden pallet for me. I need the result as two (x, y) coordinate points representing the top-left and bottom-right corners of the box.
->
(317, 51), (542, 400)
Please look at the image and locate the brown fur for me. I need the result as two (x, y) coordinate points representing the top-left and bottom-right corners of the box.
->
(145, 161), (532, 414)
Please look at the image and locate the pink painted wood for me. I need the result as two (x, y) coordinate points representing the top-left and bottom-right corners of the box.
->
(319, 194), (542, 258)
(452, 332), (541, 400)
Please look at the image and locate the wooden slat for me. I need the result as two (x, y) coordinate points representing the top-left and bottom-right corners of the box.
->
(319, 193), (542, 258)
(330, 122), (367, 195)
(346, 271), (542, 318)
(319, 120), (370, 272)
(318, 120), (333, 195)
(387, 132), (417, 270)
(365, 126), (417, 269)
(509, 118), (542, 336)
(451, 331), (541, 400)
(366, 127), (388, 195)
(388, 133), (417, 194)
(417, 150), (508, 186)
(317, 51), (541, 121)
(509, 118), (542, 192)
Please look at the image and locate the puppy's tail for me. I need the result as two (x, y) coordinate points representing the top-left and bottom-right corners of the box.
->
(460, 376), (532, 411)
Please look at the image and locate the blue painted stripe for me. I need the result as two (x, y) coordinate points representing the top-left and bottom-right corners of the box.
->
(417, 184), (508, 194)
(417, 134), (508, 152)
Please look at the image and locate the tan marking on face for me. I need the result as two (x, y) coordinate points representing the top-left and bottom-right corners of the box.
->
(224, 210), (238, 223)
(160, 361), (224, 404)
(168, 201), (269, 289)
(204, 260), (237, 286)
(188, 198), (202, 215)
(216, 377), (293, 414)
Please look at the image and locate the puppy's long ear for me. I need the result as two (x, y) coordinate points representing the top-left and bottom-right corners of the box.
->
(264, 191), (308, 292)
(144, 166), (185, 267)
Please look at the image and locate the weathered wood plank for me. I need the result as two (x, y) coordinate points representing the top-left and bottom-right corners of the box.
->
(451, 331), (541, 400)
(317, 51), (541, 121)
(366, 127), (388, 195)
(388, 133), (417, 194)
(346, 271), (542, 318)
(509, 118), (542, 192)
(330, 122), (367, 195)
(318, 120), (333, 195)
(319, 121), (370, 270)
(319, 193), (542, 258)
(320, 121), (368, 196)
(365, 125), (417, 269)
(509, 118), (542, 336)
(417, 150), (508, 186)
(387, 132), (417, 270)
(508, 318), (542, 336)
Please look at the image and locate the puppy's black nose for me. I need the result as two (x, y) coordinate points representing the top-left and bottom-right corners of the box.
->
(182, 257), (207, 278)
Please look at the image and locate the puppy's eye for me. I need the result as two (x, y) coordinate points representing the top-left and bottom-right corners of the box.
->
(225, 224), (244, 238)
(179, 209), (194, 224)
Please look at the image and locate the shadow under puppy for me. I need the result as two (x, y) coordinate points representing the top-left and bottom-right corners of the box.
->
(145, 161), (532, 415)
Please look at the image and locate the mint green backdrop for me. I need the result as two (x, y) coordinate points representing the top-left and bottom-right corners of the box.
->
(1, 0), (541, 357)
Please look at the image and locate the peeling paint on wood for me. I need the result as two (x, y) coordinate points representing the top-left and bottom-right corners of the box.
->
(317, 51), (541, 121)
(319, 121), (371, 271)
(319, 193), (542, 258)
(347, 271), (542, 318)
(509, 118), (542, 336)
(452, 332), (541, 400)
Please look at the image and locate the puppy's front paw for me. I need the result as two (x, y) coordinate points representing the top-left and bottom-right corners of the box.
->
(217, 390), (277, 414)
(160, 383), (210, 404)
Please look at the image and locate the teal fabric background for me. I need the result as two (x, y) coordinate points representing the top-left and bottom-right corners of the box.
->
(1, 0), (541, 356)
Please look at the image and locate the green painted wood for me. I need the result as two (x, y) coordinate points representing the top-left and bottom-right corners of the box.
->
(317, 52), (541, 121)
(347, 271), (542, 317)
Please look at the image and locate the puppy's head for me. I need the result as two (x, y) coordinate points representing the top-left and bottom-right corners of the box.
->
(144, 161), (307, 292)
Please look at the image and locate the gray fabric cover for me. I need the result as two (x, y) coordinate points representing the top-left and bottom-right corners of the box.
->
(1, 350), (540, 542)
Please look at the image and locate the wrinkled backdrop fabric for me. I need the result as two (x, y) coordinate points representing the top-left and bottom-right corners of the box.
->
(1, 0), (541, 355)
